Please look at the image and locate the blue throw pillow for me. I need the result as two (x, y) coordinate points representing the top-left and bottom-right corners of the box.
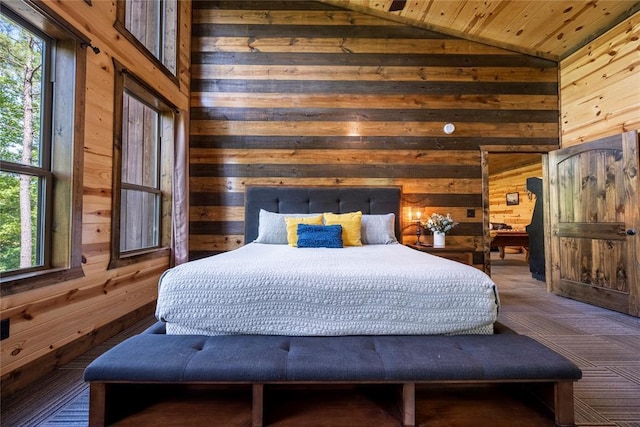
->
(296, 224), (343, 248)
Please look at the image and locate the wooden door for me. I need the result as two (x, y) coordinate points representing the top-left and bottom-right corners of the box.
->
(548, 131), (639, 316)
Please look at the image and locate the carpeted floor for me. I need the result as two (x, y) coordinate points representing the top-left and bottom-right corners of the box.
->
(2, 253), (639, 426)
(492, 254), (640, 427)
(1, 316), (157, 427)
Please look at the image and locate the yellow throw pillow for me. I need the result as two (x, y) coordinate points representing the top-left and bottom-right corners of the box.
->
(323, 211), (363, 246)
(285, 215), (323, 246)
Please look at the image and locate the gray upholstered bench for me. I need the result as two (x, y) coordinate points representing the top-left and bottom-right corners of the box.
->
(84, 322), (581, 427)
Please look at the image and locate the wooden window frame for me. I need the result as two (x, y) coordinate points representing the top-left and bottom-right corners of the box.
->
(109, 60), (174, 270)
(0, 2), (86, 295)
(0, 9), (54, 276)
(113, 0), (179, 85)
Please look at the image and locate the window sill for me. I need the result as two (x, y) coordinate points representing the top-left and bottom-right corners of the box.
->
(108, 247), (171, 270)
(1, 266), (85, 296)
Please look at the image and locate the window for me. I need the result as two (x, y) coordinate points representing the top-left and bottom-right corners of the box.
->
(109, 60), (174, 269)
(114, 0), (178, 82)
(0, 3), (86, 293)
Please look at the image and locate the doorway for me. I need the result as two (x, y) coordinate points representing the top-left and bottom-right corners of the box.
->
(482, 151), (546, 278)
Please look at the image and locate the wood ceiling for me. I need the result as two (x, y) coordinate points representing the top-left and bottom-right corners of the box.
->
(488, 153), (542, 175)
(320, 0), (640, 60)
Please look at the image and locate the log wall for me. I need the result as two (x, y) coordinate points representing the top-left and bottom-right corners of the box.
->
(0, 0), (191, 394)
(189, 0), (559, 268)
(560, 14), (640, 147)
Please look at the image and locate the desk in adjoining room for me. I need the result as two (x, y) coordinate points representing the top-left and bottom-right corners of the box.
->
(490, 231), (529, 259)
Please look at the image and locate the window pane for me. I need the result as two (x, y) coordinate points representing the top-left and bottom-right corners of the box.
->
(163, 0), (177, 74)
(0, 171), (43, 272)
(125, 0), (160, 59)
(122, 92), (158, 187)
(0, 13), (44, 167)
(120, 189), (159, 252)
(121, 0), (176, 76)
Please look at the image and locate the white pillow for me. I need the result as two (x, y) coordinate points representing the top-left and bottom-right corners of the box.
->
(254, 209), (320, 244)
(361, 213), (397, 244)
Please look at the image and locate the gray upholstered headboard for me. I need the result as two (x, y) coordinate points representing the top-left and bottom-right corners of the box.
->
(244, 186), (402, 243)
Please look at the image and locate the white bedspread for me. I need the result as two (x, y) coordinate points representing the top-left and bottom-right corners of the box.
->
(156, 243), (499, 336)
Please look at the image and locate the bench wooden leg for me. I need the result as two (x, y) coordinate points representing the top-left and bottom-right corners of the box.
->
(554, 381), (575, 426)
(402, 383), (416, 427)
(252, 384), (264, 427)
(89, 382), (107, 427)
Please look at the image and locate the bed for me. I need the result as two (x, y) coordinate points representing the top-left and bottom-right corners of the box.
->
(88, 187), (582, 427)
(155, 186), (499, 336)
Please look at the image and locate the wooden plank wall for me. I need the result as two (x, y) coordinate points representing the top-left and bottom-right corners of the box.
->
(560, 14), (640, 147)
(489, 161), (542, 230)
(189, 0), (559, 268)
(554, 15), (639, 315)
(0, 1), (191, 394)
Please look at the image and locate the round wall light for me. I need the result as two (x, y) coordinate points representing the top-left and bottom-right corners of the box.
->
(443, 123), (456, 134)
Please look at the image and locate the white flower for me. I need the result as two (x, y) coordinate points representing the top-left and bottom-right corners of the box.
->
(423, 213), (458, 234)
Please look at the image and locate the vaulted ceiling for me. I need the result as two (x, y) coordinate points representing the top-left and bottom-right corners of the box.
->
(321, 0), (640, 60)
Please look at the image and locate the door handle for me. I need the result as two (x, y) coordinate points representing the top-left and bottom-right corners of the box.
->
(627, 229), (637, 236)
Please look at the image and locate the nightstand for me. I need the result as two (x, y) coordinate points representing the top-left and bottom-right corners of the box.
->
(407, 244), (475, 266)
